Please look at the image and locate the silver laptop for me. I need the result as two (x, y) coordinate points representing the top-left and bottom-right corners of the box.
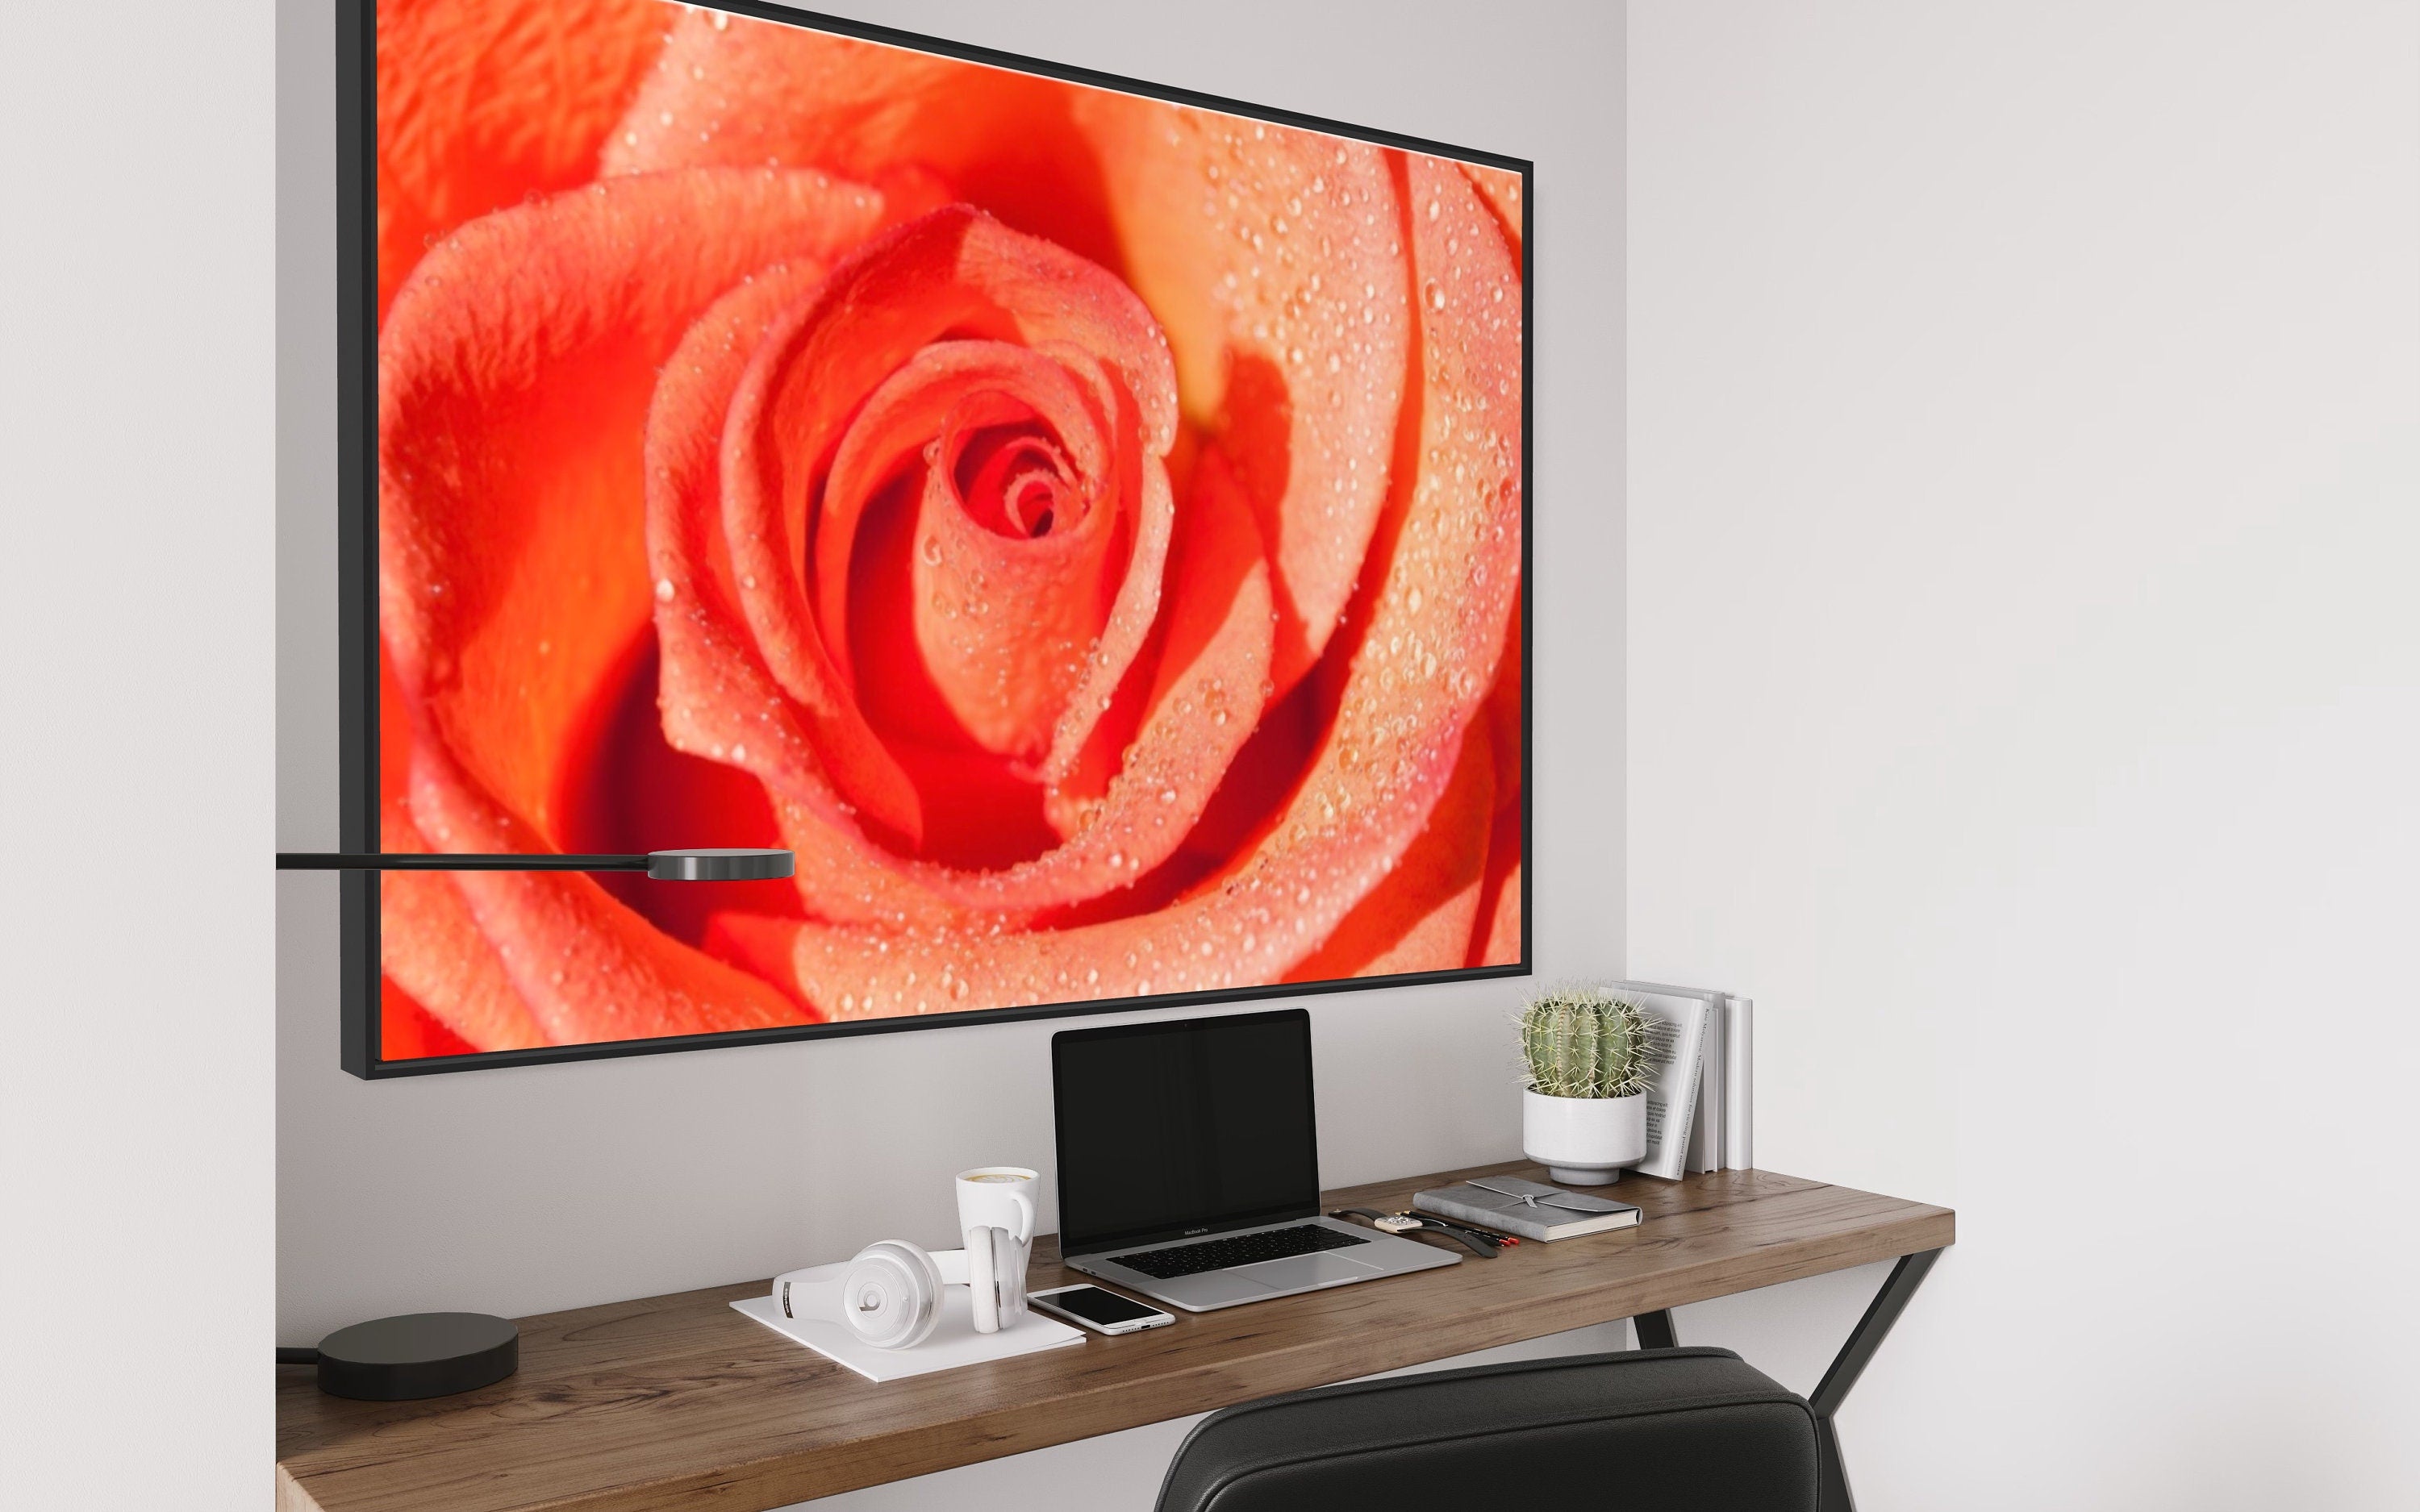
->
(1049, 1008), (1459, 1312)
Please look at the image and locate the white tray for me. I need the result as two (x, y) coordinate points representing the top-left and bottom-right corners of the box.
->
(732, 1283), (1084, 1383)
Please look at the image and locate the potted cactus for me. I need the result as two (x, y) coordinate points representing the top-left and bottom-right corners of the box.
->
(1519, 986), (1654, 1185)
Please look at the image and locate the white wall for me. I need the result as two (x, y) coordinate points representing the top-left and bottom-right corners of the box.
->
(3, 3), (277, 1510)
(274, 2), (1623, 1506)
(1629, 3), (2420, 1508)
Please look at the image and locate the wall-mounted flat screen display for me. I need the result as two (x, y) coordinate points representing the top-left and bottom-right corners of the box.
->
(340, 0), (1529, 1073)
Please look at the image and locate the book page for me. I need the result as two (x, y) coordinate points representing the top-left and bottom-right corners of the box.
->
(1626, 992), (1709, 1180)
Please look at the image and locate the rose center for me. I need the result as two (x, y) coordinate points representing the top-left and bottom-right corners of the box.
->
(940, 394), (1087, 542)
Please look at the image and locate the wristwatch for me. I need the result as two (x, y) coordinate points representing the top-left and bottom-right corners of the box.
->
(1329, 1208), (1508, 1256)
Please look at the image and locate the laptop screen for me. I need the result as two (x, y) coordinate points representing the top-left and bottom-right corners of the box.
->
(1053, 1010), (1321, 1256)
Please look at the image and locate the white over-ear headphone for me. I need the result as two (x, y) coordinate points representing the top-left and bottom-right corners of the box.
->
(773, 1225), (1029, 1350)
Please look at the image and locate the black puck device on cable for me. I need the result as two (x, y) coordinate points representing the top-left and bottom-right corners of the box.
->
(282, 1312), (519, 1400)
(272, 847), (783, 1397)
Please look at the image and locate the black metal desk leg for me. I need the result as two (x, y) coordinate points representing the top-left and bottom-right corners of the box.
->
(1632, 1310), (1677, 1351)
(1808, 1248), (1942, 1512)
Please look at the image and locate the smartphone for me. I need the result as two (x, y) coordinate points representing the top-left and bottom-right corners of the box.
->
(1028, 1284), (1176, 1336)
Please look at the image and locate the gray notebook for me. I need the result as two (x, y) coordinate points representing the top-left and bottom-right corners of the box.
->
(1413, 1176), (1643, 1241)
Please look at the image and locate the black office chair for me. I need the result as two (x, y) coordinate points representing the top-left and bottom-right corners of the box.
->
(1154, 1347), (1819, 1512)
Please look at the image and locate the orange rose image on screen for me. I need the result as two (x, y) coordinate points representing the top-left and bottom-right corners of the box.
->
(370, 0), (1525, 1059)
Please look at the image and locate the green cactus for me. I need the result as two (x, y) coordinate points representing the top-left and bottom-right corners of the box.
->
(1520, 986), (1652, 1099)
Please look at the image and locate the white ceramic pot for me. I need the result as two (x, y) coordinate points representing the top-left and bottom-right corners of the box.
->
(1522, 1090), (1649, 1186)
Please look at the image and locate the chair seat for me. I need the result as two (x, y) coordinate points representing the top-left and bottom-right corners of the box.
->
(1155, 1346), (1818, 1512)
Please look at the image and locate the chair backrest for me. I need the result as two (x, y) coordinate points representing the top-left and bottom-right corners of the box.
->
(1154, 1347), (1818, 1512)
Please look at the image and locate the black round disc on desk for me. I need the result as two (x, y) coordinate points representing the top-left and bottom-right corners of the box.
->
(315, 1312), (518, 1400)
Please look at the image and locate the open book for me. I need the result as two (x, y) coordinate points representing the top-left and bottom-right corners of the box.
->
(1617, 987), (1712, 1181)
(1607, 982), (1754, 1178)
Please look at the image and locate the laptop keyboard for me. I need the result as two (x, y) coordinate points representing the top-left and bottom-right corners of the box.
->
(1115, 1223), (1371, 1280)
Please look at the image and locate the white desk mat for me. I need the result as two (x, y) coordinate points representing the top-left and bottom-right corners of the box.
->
(732, 1286), (1084, 1383)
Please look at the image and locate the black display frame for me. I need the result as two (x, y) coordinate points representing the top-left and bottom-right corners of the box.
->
(335, 0), (1533, 1077)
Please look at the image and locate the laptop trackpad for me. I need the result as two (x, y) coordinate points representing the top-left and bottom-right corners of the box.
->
(1238, 1252), (1384, 1292)
(1147, 1268), (1278, 1307)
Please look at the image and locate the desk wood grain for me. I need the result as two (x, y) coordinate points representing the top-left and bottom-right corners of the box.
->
(275, 1164), (1952, 1511)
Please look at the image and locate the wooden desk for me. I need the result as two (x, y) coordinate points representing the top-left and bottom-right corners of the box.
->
(276, 1163), (1953, 1512)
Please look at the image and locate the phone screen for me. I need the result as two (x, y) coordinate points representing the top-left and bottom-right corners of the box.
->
(1041, 1286), (1165, 1327)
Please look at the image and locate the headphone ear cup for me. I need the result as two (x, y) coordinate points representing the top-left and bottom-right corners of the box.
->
(831, 1240), (945, 1350)
(995, 1231), (1028, 1326)
(965, 1226), (999, 1335)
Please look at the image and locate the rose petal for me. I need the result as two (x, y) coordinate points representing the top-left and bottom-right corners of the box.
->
(1474, 860), (1522, 968)
(551, 628), (807, 949)
(377, 637), (544, 1053)
(789, 154), (1521, 1012)
(379, 979), (478, 1060)
(1481, 588), (1525, 810)
(1468, 600), (1526, 969)
(720, 209), (1178, 801)
(645, 206), (1258, 935)
(1283, 716), (1494, 981)
(700, 913), (819, 1018)
(648, 256), (926, 848)
(748, 453), (1266, 934)
(1460, 163), (1525, 260)
(1028, 348), (1178, 786)
(374, 0), (667, 316)
(1014, 455), (1276, 904)
(601, 10), (1125, 272)
(1070, 97), (1412, 695)
(377, 795), (548, 1052)
(409, 741), (807, 1045)
(650, 257), (1050, 927)
(815, 342), (1125, 762)
(382, 167), (899, 842)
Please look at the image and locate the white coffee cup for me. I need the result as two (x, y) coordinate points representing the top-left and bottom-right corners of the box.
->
(955, 1166), (1037, 1329)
